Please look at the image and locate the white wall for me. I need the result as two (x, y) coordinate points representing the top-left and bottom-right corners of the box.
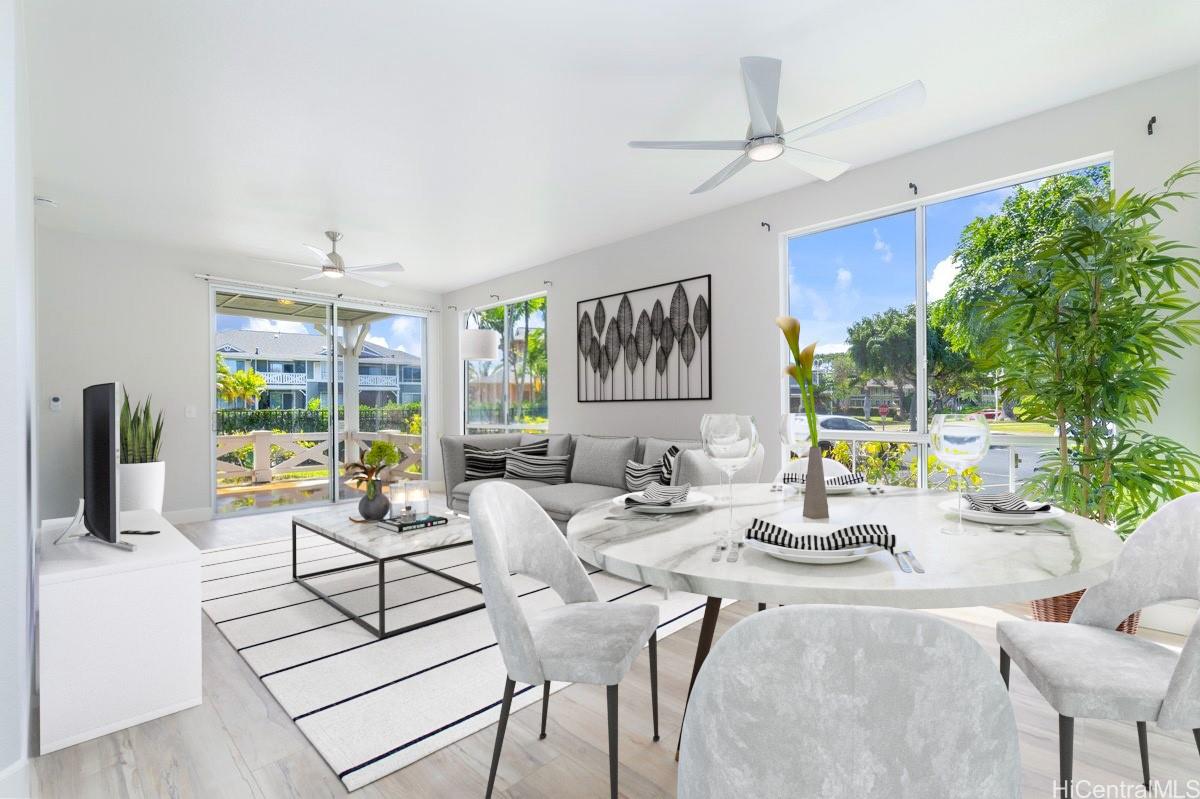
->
(443, 66), (1200, 469)
(35, 228), (445, 520)
(0, 1), (34, 793)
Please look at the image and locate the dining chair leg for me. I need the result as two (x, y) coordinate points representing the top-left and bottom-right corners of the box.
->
(486, 678), (515, 799)
(1194, 728), (1200, 758)
(649, 632), (660, 742)
(677, 596), (722, 758)
(1137, 721), (1150, 788)
(999, 648), (1010, 690)
(607, 684), (619, 799)
(539, 680), (550, 739)
(1059, 715), (1074, 799)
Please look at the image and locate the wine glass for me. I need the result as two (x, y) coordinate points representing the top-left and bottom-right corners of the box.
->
(701, 414), (759, 548)
(930, 413), (991, 535)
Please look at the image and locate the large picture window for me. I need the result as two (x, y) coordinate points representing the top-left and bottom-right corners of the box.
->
(786, 160), (1110, 489)
(464, 295), (548, 433)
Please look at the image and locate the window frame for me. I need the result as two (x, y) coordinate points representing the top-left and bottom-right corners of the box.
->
(463, 291), (549, 435)
(779, 152), (1113, 488)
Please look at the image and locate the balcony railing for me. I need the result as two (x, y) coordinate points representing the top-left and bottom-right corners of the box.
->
(260, 372), (307, 386)
(215, 429), (422, 488)
(359, 374), (400, 387)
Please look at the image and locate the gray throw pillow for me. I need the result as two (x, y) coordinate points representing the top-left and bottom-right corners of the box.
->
(570, 436), (638, 489)
(521, 433), (572, 457)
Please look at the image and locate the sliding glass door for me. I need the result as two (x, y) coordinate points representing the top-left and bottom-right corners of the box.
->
(464, 295), (548, 434)
(212, 289), (427, 515)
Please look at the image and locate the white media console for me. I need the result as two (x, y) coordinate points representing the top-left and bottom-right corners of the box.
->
(38, 510), (201, 753)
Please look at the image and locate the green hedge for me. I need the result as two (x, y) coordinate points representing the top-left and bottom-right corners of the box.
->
(216, 406), (421, 435)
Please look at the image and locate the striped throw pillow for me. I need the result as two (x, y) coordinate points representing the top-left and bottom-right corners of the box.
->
(660, 445), (682, 485)
(463, 440), (548, 481)
(625, 460), (664, 491)
(505, 452), (571, 484)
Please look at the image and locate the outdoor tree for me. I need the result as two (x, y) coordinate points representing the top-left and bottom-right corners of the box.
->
(933, 165), (1110, 356)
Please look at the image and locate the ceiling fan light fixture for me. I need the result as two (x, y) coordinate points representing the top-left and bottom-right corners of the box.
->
(746, 136), (785, 162)
(324, 269), (343, 279)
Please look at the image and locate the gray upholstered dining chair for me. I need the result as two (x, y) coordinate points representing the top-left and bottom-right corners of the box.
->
(677, 605), (1021, 798)
(997, 492), (1200, 796)
(469, 481), (660, 799)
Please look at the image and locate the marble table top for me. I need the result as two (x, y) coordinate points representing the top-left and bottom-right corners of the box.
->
(293, 507), (471, 560)
(567, 485), (1124, 608)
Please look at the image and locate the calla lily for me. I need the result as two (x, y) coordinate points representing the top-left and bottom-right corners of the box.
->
(784, 364), (803, 383)
(798, 342), (817, 373)
(775, 316), (803, 364)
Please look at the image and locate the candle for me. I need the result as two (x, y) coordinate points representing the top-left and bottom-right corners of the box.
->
(406, 480), (430, 516)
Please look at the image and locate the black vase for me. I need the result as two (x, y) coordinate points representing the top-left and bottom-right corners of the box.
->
(358, 480), (390, 521)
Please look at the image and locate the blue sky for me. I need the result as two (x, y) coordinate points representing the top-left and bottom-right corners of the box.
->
(215, 313), (425, 356)
(787, 184), (1017, 353)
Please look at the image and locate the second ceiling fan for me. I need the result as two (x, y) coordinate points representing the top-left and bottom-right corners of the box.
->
(629, 57), (926, 194)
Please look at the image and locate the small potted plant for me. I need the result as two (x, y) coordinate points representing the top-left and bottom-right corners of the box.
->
(346, 440), (401, 521)
(119, 390), (166, 512)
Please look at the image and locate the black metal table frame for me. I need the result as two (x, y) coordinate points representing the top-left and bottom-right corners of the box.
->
(292, 518), (483, 639)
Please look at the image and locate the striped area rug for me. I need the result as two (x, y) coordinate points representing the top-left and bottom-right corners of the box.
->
(200, 528), (712, 791)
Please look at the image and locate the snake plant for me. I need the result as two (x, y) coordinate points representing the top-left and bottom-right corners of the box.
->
(120, 390), (165, 464)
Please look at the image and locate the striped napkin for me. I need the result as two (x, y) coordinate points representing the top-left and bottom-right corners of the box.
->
(966, 491), (1051, 514)
(746, 517), (895, 553)
(626, 482), (691, 507)
(782, 471), (866, 487)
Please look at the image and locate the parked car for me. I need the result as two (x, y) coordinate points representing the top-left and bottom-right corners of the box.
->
(816, 414), (876, 433)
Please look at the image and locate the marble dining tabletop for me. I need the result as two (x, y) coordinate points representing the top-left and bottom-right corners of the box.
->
(567, 484), (1124, 608)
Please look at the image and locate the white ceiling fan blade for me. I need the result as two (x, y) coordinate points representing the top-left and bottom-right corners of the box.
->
(690, 153), (752, 194)
(783, 80), (926, 142)
(628, 140), (747, 151)
(783, 148), (851, 181)
(347, 272), (389, 288)
(741, 56), (782, 138)
(348, 262), (405, 274)
(259, 258), (322, 271)
(300, 272), (328, 281)
(302, 244), (334, 266)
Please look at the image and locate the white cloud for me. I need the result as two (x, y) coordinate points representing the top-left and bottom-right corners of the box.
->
(247, 318), (309, 334)
(365, 334), (392, 350)
(872, 228), (893, 263)
(816, 342), (850, 355)
(926, 255), (960, 303)
(835, 267), (853, 291)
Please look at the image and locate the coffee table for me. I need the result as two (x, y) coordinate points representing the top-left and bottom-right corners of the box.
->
(292, 507), (476, 639)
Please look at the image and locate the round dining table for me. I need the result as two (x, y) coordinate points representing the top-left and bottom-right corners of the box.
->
(566, 483), (1124, 751)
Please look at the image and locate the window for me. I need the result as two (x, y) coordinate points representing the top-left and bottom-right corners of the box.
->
(786, 160), (1110, 490)
(464, 295), (548, 434)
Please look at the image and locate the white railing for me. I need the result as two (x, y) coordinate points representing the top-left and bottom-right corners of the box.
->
(215, 429), (422, 486)
(260, 372), (307, 386)
(359, 374), (400, 387)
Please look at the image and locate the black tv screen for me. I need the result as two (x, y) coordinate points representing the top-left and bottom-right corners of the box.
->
(82, 382), (120, 543)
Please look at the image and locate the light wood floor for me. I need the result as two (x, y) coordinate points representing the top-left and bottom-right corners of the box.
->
(30, 506), (1200, 798)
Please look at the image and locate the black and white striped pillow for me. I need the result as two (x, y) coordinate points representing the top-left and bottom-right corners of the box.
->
(463, 440), (548, 481)
(625, 460), (665, 491)
(660, 445), (682, 485)
(505, 452), (571, 484)
(747, 518), (894, 553)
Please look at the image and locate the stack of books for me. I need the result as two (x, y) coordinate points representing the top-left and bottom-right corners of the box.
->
(376, 514), (449, 534)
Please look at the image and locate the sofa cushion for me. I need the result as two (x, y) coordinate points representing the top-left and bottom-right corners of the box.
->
(505, 452), (571, 485)
(525, 482), (625, 521)
(463, 440), (548, 480)
(450, 477), (548, 503)
(625, 459), (666, 491)
(522, 433), (572, 457)
(570, 436), (638, 489)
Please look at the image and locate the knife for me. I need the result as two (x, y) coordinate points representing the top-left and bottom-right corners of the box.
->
(892, 551), (912, 573)
(901, 549), (925, 574)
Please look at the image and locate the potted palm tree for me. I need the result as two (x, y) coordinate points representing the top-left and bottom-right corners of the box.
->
(119, 390), (166, 512)
(984, 163), (1200, 630)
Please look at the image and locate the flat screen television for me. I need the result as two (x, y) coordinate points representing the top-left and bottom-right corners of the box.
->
(81, 381), (121, 545)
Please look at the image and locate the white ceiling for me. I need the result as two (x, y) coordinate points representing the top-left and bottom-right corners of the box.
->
(28, 0), (1200, 292)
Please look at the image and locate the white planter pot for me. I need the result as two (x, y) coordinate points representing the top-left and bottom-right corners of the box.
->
(119, 461), (165, 513)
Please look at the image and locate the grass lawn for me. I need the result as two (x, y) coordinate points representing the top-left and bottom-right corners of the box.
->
(988, 420), (1056, 435)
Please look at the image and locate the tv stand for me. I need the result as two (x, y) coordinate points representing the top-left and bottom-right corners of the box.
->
(38, 509), (200, 753)
(53, 498), (137, 551)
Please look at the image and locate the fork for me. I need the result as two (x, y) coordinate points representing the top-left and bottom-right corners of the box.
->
(899, 549), (925, 573)
(892, 550), (912, 573)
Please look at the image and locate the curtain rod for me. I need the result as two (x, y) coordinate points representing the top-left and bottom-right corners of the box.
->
(193, 273), (439, 314)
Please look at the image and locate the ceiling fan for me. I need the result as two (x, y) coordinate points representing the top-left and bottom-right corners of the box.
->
(629, 57), (926, 194)
(265, 231), (405, 287)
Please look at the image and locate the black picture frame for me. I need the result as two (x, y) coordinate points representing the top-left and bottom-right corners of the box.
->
(576, 274), (711, 402)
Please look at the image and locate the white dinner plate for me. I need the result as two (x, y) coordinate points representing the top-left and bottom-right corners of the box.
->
(938, 499), (1066, 526)
(745, 538), (881, 564)
(611, 490), (715, 514)
(798, 481), (863, 496)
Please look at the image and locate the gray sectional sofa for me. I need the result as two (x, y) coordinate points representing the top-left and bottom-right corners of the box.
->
(440, 432), (764, 528)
